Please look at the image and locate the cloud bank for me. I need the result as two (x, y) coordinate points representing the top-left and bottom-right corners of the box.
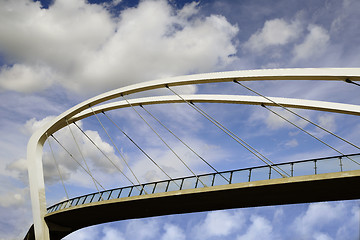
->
(0, 0), (238, 94)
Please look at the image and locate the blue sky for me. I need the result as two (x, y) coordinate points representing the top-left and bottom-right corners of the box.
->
(0, 0), (359, 239)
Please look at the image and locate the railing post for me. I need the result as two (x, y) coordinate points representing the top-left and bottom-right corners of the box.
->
(268, 166), (272, 179)
(195, 177), (199, 188)
(248, 169), (252, 182)
(166, 180), (171, 191)
(117, 188), (122, 198)
(180, 179), (184, 190)
(211, 174), (216, 186)
(314, 160), (317, 175)
(339, 157), (343, 172)
(73, 197), (80, 206)
(107, 190), (113, 200)
(152, 183), (157, 194)
(128, 187), (133, 197)
(89, 194), (96, 203)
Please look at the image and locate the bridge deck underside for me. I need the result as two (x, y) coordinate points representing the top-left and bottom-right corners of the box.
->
(41, 170), (360, 240)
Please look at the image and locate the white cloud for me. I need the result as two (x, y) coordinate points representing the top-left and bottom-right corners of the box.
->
(1, 1), (360, 240)
(8, 117), (126, 189)
(335, 204), (360, 240)
(0, 0), (238, 94)
(314, 232), (333, 240)
(309, 114), (337, 138)
(161, 223), (185, 240)
(129, 134), (228, 183)
(292, 24), (330, 61)
(292, 202), (346, 239)
(110, 0), (122, 7)
(237, 215), (274, 240)
(125, 219), (160, 240)
(317, 115), (336, 132)
(249, 107), (308, 131)
(193, 210), (245, 238)
(0, 187), (28, 208)
(22, 116), (56, 135)
(6, 158), (29, 183)
(101, 226), (125, 240)
(64, 225), (100, 240)
(244, 18), (302, 53)
(285, 138), (298, 147)
(0, 64), (54, 93)
(46, 122), (127, 187)
(62, 201), (359, 240)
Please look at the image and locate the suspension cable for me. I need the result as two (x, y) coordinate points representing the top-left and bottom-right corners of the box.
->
(46, 133), (69, 199)
(166, 85), (290, 178)
(234, 80), (360, 151)
(89, 106), (148, 194)
(66, 119), (101, 194)
(73, 122), (139, 188)
(121, 94), (207, 187)
(261, 104), (360, 166)
(101, 111), (180, 186)
(139, 104), (230, 183)
(192, 102), (290, 177)
(50, 134), (106, 190)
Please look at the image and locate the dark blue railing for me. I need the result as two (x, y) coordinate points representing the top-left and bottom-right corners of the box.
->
(47, 153), (360, 214)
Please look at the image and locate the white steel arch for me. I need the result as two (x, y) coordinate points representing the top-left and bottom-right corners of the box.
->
(27, 68), (360, 239)
(69, 95), (360, 123)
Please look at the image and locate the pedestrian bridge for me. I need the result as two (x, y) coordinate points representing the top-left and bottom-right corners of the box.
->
(25, 153), (360, 240)
(47, 153), (360, 215)
(25, 68), (360, 239)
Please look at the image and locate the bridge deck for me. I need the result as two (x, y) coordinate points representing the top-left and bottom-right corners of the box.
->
(47, 153), (360, 214)
(26, 154), (360, 240)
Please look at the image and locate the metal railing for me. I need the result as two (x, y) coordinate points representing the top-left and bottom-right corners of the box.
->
(47, 153), (360, 214)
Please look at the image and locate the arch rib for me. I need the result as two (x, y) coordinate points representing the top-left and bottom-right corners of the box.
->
(27, 68), (360, 240)
(68, 95), (360, 123)
(33, 68), (360, 143)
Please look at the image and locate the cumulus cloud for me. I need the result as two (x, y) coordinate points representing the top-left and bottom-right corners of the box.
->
(101, 226), (125, 240)
(161, 223), (186, 240)
(0, 64), (54, 93)
(22, 116), (56, 135)
(125, 219), (160, 240)
(237, 215), (274, 240)
(243, 18), (302, 53)
(6, 158), (29, 183)
(0, 0), (238, 94)
(249, 107), (308, 131)
(309, 114), (337, 138)
(193, 210), (245, 238)
(292, 24), (330, 61)
(314, 232), (333, 240)
(0, 187), (28, 208)
(292, 202), (349, 239)
(63, 201), (359, 240)
(64, 225), (100, 240)
(129, 135), (228, 182)
(9, 116), (125, 189)
(45, 122), (127, 187)
(285, 138), (298, 147)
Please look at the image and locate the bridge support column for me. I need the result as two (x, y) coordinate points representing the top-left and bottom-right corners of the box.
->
(27, 133), (50, 240)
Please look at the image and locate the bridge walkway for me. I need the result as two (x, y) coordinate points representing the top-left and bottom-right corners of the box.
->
(25, 153), (360, 240)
